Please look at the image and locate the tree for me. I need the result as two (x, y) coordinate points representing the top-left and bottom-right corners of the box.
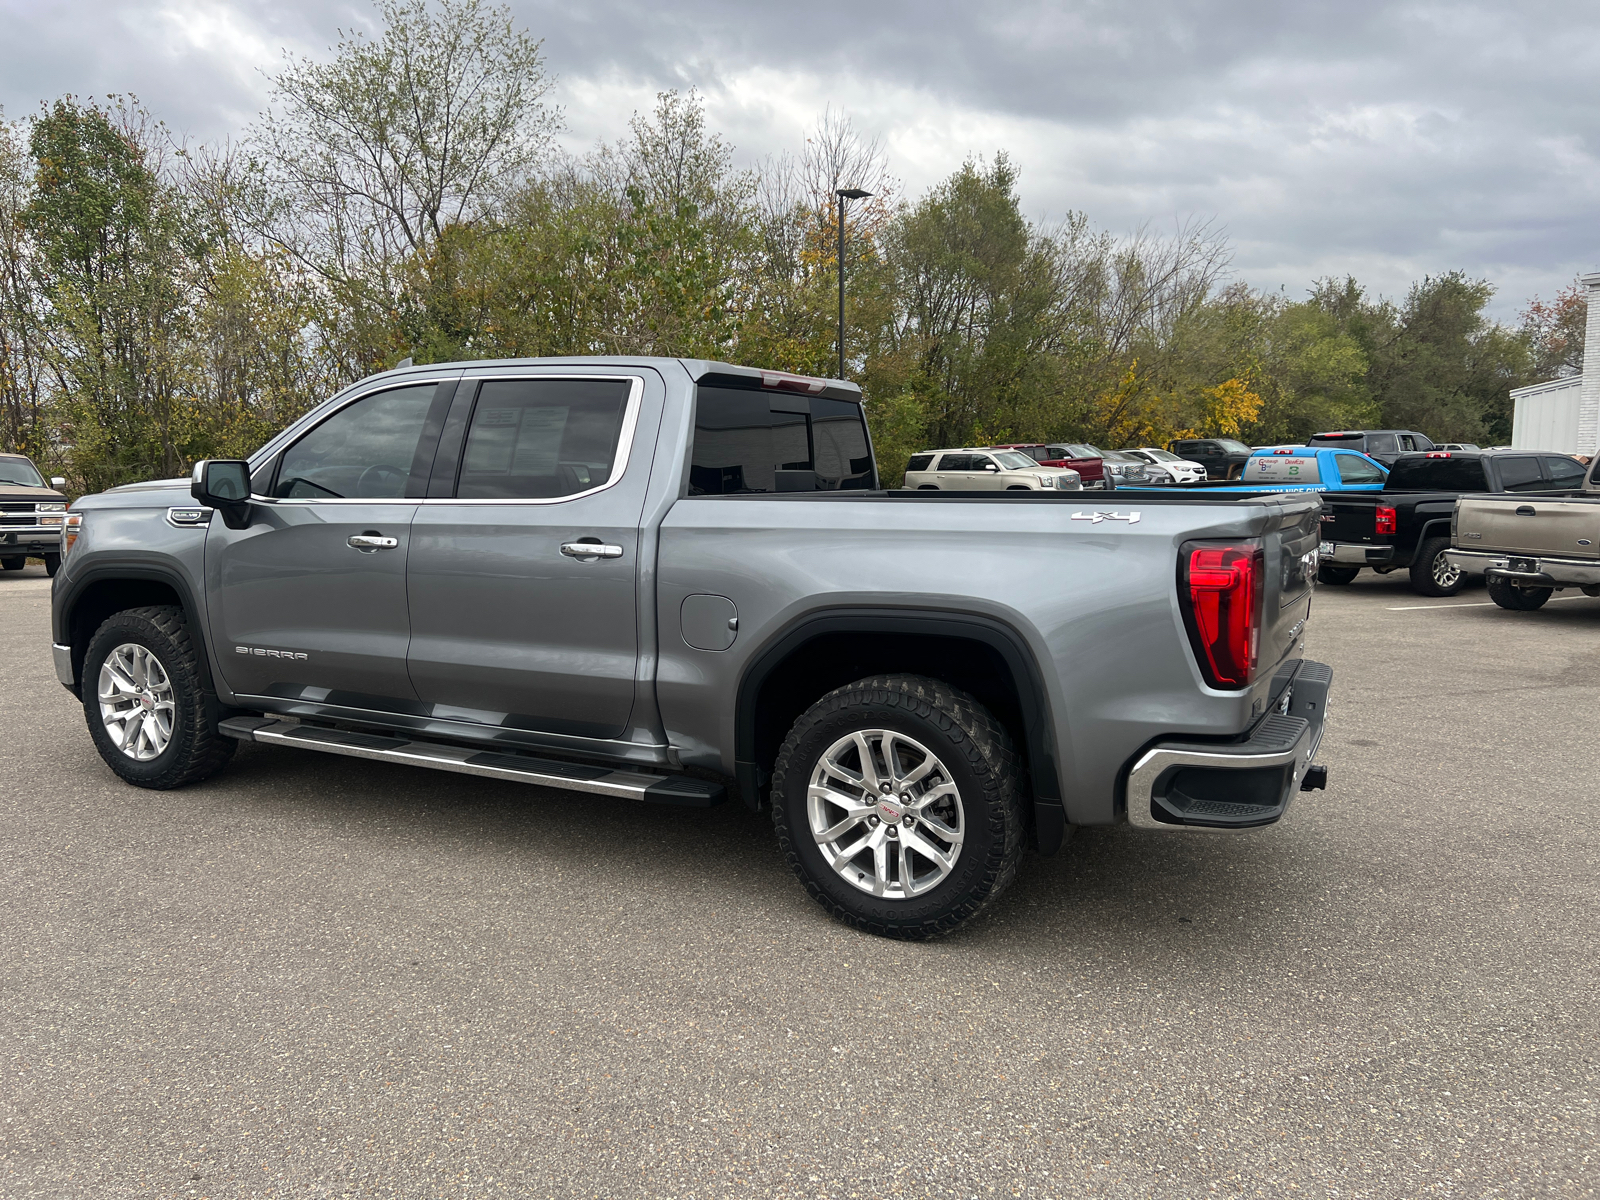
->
(25, 97), (198, 488)
(253, 0), (558, 329)
(1521, 279), (1587, 381)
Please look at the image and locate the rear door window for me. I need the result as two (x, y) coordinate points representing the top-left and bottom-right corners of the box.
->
(456, 378), (633, 500)
(1497, 457), (1545, 492)
(1334, 454), (1386, 484)
(689, 388), (875, 494)
(1541, 456), (1587, 488)
(276, 383), (443, 499)
(936, 453), (972, 472)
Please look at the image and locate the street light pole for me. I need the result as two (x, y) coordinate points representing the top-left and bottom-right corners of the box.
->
(835, 187), (871, 381)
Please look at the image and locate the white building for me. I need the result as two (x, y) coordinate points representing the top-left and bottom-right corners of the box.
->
(1510, 269), (1600, 453)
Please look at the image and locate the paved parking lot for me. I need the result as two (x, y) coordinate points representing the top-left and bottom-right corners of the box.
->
(1, 563), (1596, 1199)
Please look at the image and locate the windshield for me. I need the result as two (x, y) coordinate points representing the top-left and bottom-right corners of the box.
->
(1216, 439), (1251, 453)
(1100, 450), (1136, 462)
(992, 451), (1038, 470)
(0, 457), (45, 487)
(1142, 448), (1180, 461)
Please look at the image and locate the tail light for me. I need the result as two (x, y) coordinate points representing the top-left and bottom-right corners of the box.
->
(761, 370), (826, 394)
(1180, 542), (1264, 689)
(1375, 504), (1397, 536)
(62, 509), (82, 557)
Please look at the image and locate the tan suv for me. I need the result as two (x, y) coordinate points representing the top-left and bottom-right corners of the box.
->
(903, 448), (1083, 491)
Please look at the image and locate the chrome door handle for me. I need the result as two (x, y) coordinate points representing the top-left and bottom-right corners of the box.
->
(348, 534), (399, 551)
(560, 542), (624, 560)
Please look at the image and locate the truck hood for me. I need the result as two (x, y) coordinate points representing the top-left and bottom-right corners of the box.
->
(0, 483), (67, 505)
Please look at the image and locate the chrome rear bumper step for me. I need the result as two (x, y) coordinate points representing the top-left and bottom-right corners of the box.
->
(218, 716), (724, 806)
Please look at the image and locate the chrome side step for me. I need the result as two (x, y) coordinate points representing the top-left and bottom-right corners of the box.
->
(218, 716), (725, 806)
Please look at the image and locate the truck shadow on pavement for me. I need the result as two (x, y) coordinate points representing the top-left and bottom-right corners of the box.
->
(209, 739), (1325, 956)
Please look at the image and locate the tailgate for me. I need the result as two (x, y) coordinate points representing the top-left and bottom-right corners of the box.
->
(1319, 493), (1377, 544)
(1262, 495), (1320, 668)
(1457, 495), (1600, 559)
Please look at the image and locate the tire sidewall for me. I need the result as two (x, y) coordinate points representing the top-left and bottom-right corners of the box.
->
(774, 690), (1009, 933)
(84, 611), (208, 786)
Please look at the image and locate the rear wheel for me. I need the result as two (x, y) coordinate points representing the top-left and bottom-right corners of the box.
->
(917, 485), (939, 490)
(771, 674), (1026, 940)
(1409, 536), (1465, 597)
(1486, 576), (1552, 611)
(1317, 564), (1359, 585)
(82, 605), (235, 789)
(42, 552), (60, 577)
(1, 556), (23, 571)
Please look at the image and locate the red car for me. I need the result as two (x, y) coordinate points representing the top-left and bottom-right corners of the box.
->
(991, 443), (1110, 489)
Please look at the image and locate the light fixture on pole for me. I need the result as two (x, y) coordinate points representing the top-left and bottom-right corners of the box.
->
(835, 187), (872, 381)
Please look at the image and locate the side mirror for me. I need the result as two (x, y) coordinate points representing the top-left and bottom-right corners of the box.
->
(191, 459), (253, 529)
(984, 463), (999, 471)
(50, 476), (66, 489)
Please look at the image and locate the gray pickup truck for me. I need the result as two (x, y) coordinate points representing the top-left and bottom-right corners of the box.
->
(1445, 454), (1600, 610)
(50, 358), (1334, 938)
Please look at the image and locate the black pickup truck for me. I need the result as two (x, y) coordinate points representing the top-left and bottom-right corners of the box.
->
(1317, 450), (1589, 595)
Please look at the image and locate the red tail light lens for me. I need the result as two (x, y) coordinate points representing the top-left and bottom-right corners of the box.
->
(1182, 543), (1263, 689)
(1375, 504), (1397, 535)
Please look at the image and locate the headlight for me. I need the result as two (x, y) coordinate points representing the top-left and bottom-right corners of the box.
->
(36, 502), (66, 513)
(62, 511), (82, 556)
(1036, 474), (1054, 488)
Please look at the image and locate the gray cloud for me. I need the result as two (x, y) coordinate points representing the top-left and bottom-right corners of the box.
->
(2, 0), (1595, 316)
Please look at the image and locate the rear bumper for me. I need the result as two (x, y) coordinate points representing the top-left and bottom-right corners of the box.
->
(1443, 549), (1600, 588)
(1320, 542), (1394, 565)
(1124, 660), (1332, 831)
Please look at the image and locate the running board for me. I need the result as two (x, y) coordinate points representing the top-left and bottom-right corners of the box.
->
(218, 716), (725, 807)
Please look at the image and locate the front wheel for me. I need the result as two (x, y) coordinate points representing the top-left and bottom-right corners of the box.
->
(1410, 536), (1465, 597)
(771, 674), (1026, 940)
(82, 605), (235, 789)
(1486, 576), (1552, 611)
(1, 556), (23, 571)
(1317, 564), (1360, 585)
(42, 552), (60, 577)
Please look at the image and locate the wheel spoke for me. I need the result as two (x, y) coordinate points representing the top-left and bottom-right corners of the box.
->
(870, 835), (890, 896)
(851, 731), (882, 792)
(897, 754), (936, 789)
(916, 813), (964, 846)
(901, 827), (955, 873)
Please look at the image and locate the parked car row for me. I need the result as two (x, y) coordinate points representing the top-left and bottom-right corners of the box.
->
(904, 443), (1219, 490)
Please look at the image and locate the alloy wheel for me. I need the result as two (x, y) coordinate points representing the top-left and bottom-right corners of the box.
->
(1432, 550), (1462, 590)
(98, 642), (175, 761)
(807, 729), (965, 899)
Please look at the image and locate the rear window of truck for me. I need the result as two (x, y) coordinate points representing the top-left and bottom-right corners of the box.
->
(689, 387), (875, 494)
(1241, 454), (1321, 483)
(1385, 456), (1489, 491)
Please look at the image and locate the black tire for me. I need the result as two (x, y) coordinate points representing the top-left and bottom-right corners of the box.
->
(917, 485), (939, 490)
(1409, 536), (1466, 597)
(1486, 576), (1552, 612)
(82, 605), (235, 789)
(1317, 564), (1360, 585)
(1005, 485), (1030, 491)
(771, 674), (1026, 940)
(42, 552), (60, 577)
(0, 556), (23, 571)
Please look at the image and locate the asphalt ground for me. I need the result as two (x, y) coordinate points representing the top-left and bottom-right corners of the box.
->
(1, 562), (1596, 1199)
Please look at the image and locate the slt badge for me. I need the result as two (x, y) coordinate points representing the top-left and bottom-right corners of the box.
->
(1071, 511), (1141, 525)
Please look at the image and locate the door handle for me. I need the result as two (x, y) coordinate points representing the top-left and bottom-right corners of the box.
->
(1515, 505), (1536, 516)
(348, 534), (399, 551)
(561, 541), (624, 560)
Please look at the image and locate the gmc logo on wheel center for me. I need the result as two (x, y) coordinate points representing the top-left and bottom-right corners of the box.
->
(236, 646), (309, 660)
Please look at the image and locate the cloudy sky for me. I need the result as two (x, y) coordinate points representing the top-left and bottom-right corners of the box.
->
(3, 0), (1596, 317)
